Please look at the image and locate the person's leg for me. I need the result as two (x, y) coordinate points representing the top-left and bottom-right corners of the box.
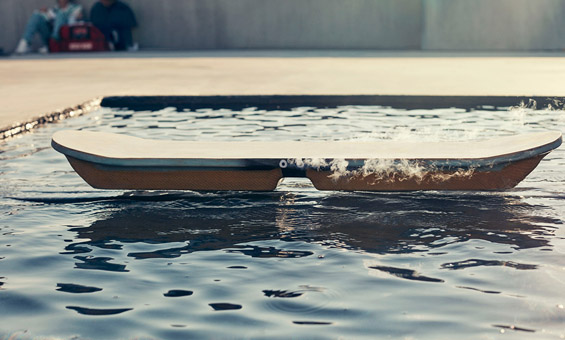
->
(106, 4), (137, 50)
(115, 28), (133, 50)
(51, 11), (70, 40)
(22, 11), (51, 45)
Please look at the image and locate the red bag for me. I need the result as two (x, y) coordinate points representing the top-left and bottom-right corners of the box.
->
(49, 23), (109, 53)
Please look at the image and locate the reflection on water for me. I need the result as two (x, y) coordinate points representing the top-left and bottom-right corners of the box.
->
(1, 104), (564, 339)
(68, 191), (556, 259)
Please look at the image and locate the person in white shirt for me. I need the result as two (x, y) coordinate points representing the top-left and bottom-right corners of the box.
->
(15, 0), (83, 54)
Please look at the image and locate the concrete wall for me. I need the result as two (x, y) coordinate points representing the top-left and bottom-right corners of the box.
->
(1, 0), (565, 52)
(133, 0), (421, 49)
(422, 0), (565, 50)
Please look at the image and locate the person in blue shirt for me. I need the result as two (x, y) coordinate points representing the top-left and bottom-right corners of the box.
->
(90, 0), (137, 51)
(15, 0), (83, 54)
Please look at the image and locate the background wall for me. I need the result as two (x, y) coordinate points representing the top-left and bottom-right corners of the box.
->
(1, 0), (565, 53)
(135, 0), (421, 49)
(422, 0), (565, 50)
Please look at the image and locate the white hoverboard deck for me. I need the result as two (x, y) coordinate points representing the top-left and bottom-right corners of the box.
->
(52, 130), (562, 191)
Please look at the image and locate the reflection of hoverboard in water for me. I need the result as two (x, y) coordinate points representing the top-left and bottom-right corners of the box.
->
(52, 130), (562, 191)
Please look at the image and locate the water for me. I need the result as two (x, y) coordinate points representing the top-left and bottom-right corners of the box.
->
(1, 104), (564, 339)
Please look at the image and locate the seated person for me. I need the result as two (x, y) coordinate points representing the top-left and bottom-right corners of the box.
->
(90, 0), (137, 51)
(15, 0), (83, 54)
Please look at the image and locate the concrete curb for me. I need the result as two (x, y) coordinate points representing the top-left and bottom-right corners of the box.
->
(1, 98), (101, 139)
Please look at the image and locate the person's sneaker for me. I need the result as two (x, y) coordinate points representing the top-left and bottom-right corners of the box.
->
(14, 39), (31, 54)
(38, 46), (49, 54)
(127, 42), (139, 52)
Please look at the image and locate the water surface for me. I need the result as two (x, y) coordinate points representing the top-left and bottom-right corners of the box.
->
(1, 104), (564, 339)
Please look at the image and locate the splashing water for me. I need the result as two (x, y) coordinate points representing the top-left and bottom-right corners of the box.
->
(288, 158), (476, 183)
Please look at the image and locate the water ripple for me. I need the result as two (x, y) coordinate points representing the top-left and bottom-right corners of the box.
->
(66, 306), (133, 316)
(225, 245), (314, 258)
(209, 303), (242, 311)
(263, 290), (303, 298)
(56, 283), (102, 294)
(493, 324), (536, 333)
(164, 289), (193, 297)
(292, 321), (333, 325)
(262, 285), (340, 316)
(441, 259), (538, 270)
(74, 256), (129, 272)
(368, 265), (444, 283)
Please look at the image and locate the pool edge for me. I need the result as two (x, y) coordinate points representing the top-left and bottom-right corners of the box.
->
(3, 95), (564, 140)
(0, 98), (102, 140)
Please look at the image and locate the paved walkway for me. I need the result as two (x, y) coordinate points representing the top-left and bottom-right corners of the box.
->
(1, 50), (565, 133)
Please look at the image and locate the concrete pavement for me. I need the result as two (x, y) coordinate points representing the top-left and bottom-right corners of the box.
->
(1, 50), (565, 137)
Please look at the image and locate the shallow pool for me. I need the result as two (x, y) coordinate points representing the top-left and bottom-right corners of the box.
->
(1, 103), (564, 339)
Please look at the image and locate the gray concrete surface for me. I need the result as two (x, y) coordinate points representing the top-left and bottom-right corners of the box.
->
(1, 50), (565, 135)
(422, 0), (565, 50)
(2, 0), (565, 52)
